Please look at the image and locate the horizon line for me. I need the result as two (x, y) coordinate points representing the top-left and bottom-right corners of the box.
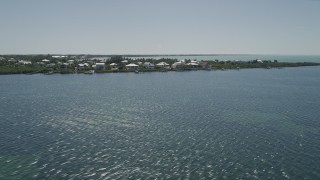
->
(1, 53), (320, 56)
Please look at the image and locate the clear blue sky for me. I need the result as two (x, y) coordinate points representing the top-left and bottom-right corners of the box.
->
(0, 0), (319, 55)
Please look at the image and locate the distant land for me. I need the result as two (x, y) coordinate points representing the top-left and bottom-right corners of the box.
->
(0, 54), (319, 75)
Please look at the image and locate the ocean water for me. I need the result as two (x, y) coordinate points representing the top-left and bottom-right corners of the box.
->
(128, 54), (320, 62)
(0, 66), (320, 179)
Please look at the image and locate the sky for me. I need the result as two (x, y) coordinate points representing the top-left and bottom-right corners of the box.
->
(0, 0), (319, 55)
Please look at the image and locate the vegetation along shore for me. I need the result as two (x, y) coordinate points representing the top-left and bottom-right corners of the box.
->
(0, 55), (319, 75)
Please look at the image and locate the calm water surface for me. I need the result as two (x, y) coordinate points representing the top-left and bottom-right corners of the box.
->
(1, 67), (320, 179)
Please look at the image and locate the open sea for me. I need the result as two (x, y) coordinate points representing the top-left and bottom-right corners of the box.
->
(1, 66), (320, 179)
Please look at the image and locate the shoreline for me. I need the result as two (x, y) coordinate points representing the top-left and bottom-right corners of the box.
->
(1, 54), (319, 75)
(0, 61), (319, 75)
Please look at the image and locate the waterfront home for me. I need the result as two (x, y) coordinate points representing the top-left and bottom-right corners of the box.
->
(121, 60), (128, 64)
(110, 63), (118, 71)
(77, 63), (90, 70)
(143, 62), (155, 69)
(171, 61), (185, 69)
(156, 62), (170, 69)
(60, 63), (68, 71)
(110, 63), (117, 68)
(95, 63), (106, 70)
(126, 63), (139, 70)
(78, 64), (85, 70)
(191, 60), (198, 64)
(186, 62), (199, 68)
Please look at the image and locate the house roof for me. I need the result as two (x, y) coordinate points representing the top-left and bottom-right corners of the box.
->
(96, 63), (105, 66)
(187, 63), (198, 66)
(126, 63), (138, 67)
(156, 62), (169, 66)
(173, 62), (184, 65)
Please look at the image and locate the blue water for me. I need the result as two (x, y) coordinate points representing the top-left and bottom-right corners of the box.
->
(128, 54), (320, 62)
(1, 66), (320, 179)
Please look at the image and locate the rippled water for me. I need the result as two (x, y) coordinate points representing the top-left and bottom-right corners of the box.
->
(1, 67), (320, 179)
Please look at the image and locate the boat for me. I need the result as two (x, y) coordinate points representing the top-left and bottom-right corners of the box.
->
(84, 70), (94, 74)
(135, 70), (139, 73)
(45, 71), (54, 75)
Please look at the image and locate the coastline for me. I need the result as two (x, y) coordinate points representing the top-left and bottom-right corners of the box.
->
(0, 61), (319, 75)
(0, 54), (319, 75)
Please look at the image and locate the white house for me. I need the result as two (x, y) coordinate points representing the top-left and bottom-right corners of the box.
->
(95, 63), (106, 70)
(109, 63), (118, 70)
(110, 63), (117, 68)
(77, 64), (85, 70)
(190, 60), (198, 64)
(171, 61), (185, 69)
(186, 62), (199, 68)
(156, 62), (170, 69)
(126, 63), (139, 70)
(143, 62), (155, 69)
